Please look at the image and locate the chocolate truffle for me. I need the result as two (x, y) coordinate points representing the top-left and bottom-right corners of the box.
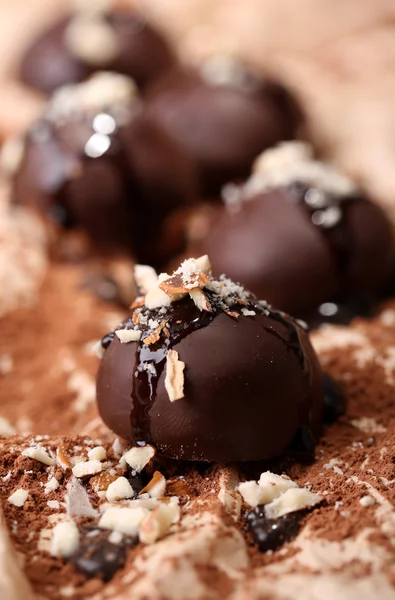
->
(8, 73), (197, 266)
(192, 143), (395, 317)
(145, 57), (299, 195)
(19, 5), (175, 95)
(96, 257), (323, 463)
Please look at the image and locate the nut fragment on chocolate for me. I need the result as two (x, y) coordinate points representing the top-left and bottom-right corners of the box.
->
(164, 350), (185, 402)
(97, 256), (323, 462)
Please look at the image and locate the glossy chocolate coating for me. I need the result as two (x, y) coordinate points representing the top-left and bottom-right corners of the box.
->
(12, 103), (197, 266)
(145, 69), (298, 195)
(96, 297), (323, 463)
(19, 12), (175, 95)
(193, 187), (395, 316)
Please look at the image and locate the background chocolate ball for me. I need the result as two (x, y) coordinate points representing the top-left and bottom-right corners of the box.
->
(19, 11), (175, 95)
(145, 68), (298, 195)
(12, 98), (197, 266)
(96, 299), (323, 463)
(192, 187), (395, 316)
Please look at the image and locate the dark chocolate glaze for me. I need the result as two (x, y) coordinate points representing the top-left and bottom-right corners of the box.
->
(193, 187), (395, 316)
(19, 11), (175, 95)
(13, 99), (197, 266)
(96, 295), (323, 463)
(145, 68), (299, 196)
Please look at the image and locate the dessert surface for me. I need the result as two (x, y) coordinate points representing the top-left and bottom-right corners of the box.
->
(1, 257), (395, 599)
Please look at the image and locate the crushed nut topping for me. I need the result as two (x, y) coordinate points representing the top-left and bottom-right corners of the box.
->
(224, 142), (358, 207)
(238, 471), (322, 516)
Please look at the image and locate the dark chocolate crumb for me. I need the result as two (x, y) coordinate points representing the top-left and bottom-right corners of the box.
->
(246, 506), (302, 552)
(126, 469), (150, 495)
(71, 525), (137, 582)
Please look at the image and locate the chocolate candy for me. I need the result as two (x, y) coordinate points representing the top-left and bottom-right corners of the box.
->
(192, 143), (395, 317)
(19, 8), (175, 95)
(10, 73), (197, 266)
(145, 59), (299, 195)
(96, 257), (323, 463)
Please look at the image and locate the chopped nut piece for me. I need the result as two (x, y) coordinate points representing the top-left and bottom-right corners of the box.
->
(22, 447), (55, 466)
(145, 286), (172, 310)
(123, 445), (155, 472)
(264, 488), (323, 519)
(56, 445), (72, 469)
(115, 329), (141, 343)
(140, 471), (166, 498)
(134, 265), (159, 294)
(88, 446), (106, 461)
(258, 472), (298, 503)
(8, 489), (29, 507)
(194, 255), (212, 274)
(160, 272), (210, 297)
(72, 460), (103, 478)
(164, 350), (185, 402)
(189, 288), (212, 312)
(143, 320), (168, 346)
(139, 503), (180, 544)
(90, 472), (118, 494)
(238, 481), (266, 508)
(45, 477), (60, 494)
(241, 308), (256, 317)
(106, 477), (135, 502)
(224, 309), (239, 319)
(51, 521), (80, 558)
(99, 506), (149, 536)
(239, 472), (303, 507)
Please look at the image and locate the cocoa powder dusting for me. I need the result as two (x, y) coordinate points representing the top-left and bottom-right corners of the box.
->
(1, 261), (395, 598)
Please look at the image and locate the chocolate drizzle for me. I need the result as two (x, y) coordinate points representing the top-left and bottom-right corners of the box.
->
(130, 299), (219, 444)
(115, 296), (312, 446)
